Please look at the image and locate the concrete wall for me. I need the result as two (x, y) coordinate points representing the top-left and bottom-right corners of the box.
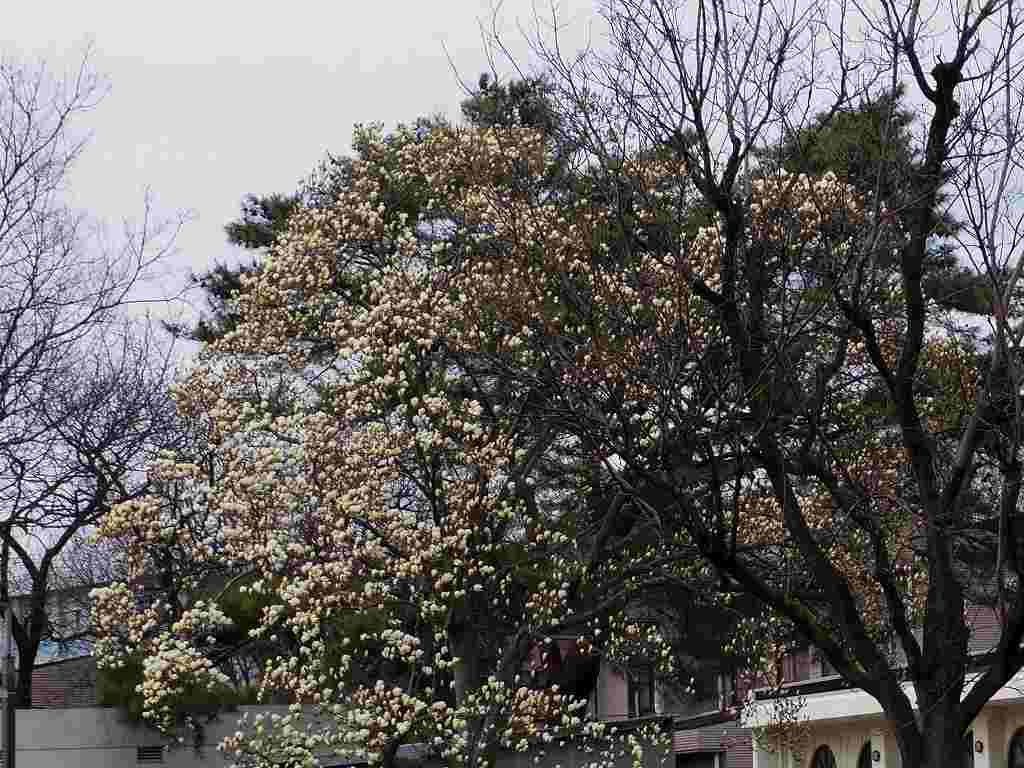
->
(13, 707), (162, 768)
(486, 737), (671, 768)
(8, 705), (296, 768)
(419, 731), (673, 768)
(8, 706), (670, 768)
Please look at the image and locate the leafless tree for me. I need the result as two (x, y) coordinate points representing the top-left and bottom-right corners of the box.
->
(0, 52), (182, 705)
(0, 323), (182, 705)
(471, 0), (1024, 765)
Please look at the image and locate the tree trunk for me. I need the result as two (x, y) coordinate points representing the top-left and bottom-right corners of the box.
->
(452, 626), (482, 707)
(13, 633), (41, 708)
(892, 704), (971, 768)
(460, 631), (530, 768)
(378, 738), (401, 768)
(13, 596), (48, 707)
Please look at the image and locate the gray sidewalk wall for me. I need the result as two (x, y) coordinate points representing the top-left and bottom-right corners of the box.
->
(7, 706), (672, 768)
(8, 706), (288, 768)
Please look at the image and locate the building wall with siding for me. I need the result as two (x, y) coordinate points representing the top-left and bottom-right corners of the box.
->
(31, 656), (97, 708)
(673, 721), (752, 768)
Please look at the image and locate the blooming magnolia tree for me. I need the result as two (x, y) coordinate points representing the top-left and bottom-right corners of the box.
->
(92, 123), (688, 767)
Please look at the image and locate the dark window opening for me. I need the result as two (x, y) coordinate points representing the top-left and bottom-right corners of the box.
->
(810, 745), (836, 768)
(629, 665), (655, 717)
(1010, 727), (1024, 768)
(677, 753), (718, 768)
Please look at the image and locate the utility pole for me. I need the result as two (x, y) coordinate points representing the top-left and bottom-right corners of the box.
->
(2, 601), (13, 768)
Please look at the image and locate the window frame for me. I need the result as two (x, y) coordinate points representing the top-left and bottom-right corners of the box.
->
(627, 663), (656, 718)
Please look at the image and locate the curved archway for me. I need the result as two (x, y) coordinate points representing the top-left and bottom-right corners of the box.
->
(1010, 728), (1024, 768)
(810, 745), (836, 768)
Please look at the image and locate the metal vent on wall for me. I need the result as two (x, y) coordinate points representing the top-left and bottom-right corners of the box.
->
(137, 745), (164, 763)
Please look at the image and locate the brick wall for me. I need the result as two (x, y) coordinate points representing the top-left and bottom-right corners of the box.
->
(31, 656), (97, 708)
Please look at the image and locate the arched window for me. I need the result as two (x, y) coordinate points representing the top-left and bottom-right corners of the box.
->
(857, 742), (872, 768)
(1009, 728), (1024, 768)
(810, 745), (836, 768)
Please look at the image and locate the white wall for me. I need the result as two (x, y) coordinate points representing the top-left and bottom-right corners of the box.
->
(751, 720), (895, 768)
(802, 721), (895, 768)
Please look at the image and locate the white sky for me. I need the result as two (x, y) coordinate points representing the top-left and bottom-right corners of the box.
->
(4, 1), (601, 323)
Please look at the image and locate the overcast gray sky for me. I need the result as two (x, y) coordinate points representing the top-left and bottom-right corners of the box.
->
(5, 1), (600, 321)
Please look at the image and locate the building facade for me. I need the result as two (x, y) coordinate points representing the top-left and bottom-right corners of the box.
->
(743, 609), (1024, 768)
